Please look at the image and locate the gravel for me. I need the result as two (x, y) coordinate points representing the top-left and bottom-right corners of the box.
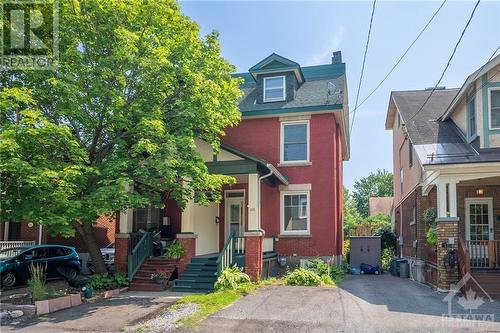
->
(129, 303), (198, 333)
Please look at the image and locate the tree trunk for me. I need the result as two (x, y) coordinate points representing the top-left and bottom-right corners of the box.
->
(74, 221), (108, 275)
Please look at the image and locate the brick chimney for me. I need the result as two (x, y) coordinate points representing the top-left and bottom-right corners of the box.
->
(332, 51), (342, 64)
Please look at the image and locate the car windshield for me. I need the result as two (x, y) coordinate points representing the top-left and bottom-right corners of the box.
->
(0, 247), (26, 259)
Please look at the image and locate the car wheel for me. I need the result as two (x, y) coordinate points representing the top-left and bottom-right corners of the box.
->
(1, 271), (17, 288)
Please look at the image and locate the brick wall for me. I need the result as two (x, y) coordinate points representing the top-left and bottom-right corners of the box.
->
(245, 235), (262, 281)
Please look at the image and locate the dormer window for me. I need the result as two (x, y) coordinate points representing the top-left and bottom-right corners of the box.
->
(264, 76), (285, 102)
(490, 89), (500, 129)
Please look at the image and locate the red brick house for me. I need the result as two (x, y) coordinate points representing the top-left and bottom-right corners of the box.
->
(386, 55), (500, 298)
(115, 52), (350, 291)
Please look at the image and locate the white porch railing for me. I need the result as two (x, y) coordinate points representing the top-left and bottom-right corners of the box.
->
(0, 240), (36, 251)
(467, 240), (500, 269)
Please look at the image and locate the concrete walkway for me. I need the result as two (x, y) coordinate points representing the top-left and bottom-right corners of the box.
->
(178, 274), (500, 333)
(3, 291), (185, 333)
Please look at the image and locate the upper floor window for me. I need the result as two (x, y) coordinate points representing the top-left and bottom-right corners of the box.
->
(490, 89), (500, 129)
(264, 76), (285, 102)
(281, 120), (309, 163)
(467, 96), (477, 138)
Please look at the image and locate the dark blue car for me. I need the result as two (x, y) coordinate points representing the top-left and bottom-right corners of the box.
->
(0, 245), (81, 288)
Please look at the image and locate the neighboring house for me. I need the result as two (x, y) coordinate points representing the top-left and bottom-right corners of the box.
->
(385, 55), (500, 298)
(114, 52), (350, 291)
(368, 196), (394, 216)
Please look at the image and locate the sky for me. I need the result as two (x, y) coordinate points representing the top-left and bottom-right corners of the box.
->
(179, 0), (500, 189)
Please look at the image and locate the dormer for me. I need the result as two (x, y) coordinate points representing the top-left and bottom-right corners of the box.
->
(248, 53), (305, 104)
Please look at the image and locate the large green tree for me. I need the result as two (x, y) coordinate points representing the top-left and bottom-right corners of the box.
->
(352, 169), (393, 218)
(0, 0), (241, 273)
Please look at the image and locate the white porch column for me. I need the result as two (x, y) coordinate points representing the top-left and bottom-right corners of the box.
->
(436, 182), (447, 218)
(448, 180), (457, 218)
(181, 198), (195, 233)
(248, 173), (260, 231)
(119, 209), (134, 233)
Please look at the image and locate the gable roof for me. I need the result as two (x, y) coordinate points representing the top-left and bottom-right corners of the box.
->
(441, 54), (500, 121)
(248, 53), (305, 83)
(387, 88), (500, 166)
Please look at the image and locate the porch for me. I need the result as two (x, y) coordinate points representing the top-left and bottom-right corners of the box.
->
(422, 165), (500, 293)
(117, 142), (288, 291)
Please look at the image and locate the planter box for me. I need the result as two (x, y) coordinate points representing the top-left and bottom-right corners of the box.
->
(35, 294), (82, 315)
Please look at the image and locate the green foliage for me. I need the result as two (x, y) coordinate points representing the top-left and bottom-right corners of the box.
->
(284, 268), (322, 286)
(374, 226), (397, 250)
(426, 226), (438, 245)
(151, 272), (169, 280)
(320, 274), (334, 286)
(164, 241), (186, 260)
(214, 266), (250, 291)
(1, 0), (242, 272)
(86, 273), (129, 290)
(28, 263), (47, 301)
(343, 187), (362, 235)
(381, 248), (393, 272)
(423, 208), (437, 224)
(352, 169), (393, 218)
(305, 258), (329, 276)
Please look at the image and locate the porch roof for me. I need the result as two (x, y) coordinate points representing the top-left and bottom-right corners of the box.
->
(206, 143), (289, 185)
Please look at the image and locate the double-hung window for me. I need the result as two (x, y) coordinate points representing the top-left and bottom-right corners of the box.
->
(264, 76), (285, 102)
(467, 96), (477, 139)
(281, 121), (309, 163)
(490, 89), (500, 129)
(281, 192), (310, 235)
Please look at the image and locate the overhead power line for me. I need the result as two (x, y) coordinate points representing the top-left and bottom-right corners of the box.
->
(350, 0), (377, 138)
(406, 0), (482, 124)
(349, 0), (447, 115)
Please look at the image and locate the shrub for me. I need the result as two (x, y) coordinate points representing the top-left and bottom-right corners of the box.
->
(426, 226), (438, 245)
(28, 263), (47, 301)
(381, 248), (393, 272)
(305, 258), (329, 276)
(113, 272), (129, 287)
(423, 208), (437, 224)
(284, 268), (322, 286)
(374, 226), (397, 250)
(151, 272), (169, 281)
(164, 240), (186, 260)
(214, 266), (250, 291)
(86, 273), (129, 290)
(320, 274), (334, 286)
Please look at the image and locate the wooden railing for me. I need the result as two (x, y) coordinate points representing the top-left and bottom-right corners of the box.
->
(466, 240), (500, 269)
(262, 236), (276, 253)
(127, 232), (152, 281)
(0, 241), (36, 250)
(216, 234), (234, 274)
(458, 237), (470, 276)
(233, 236), (245, 255)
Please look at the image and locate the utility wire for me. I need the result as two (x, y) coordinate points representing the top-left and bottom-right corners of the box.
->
(406, 0), (481, 124)
(349, 0), (447, 115)
(349, 0), (377, 138)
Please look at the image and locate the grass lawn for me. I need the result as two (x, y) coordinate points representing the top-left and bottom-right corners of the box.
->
(176, 278), (278, 328)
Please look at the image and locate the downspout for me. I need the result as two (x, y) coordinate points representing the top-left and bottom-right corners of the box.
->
(38, 224), (43, 245)
(257, 166), (274, 234)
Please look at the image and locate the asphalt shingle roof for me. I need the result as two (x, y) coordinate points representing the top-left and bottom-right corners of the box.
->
(235, 63), (346, 113)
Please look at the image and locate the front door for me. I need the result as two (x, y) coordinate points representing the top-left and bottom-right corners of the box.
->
(225, 190), (245, 240)
(465, 198), (494, 266)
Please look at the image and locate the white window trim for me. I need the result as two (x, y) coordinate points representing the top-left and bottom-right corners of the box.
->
(263, 76), (286, 102)
(409, 206), (416, 225)
(280, 190), (310, 235)
(488, 87), (500, 130)
(280, 120), (310, 164)
(464, 197), (494, 241)
(224, 189), (246, 240)
(466, 95), (477, 140)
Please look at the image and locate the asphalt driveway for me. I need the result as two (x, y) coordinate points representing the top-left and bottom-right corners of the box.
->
(180, 274), (500, 333)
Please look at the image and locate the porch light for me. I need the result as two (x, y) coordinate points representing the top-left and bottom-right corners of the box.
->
(476, 188), (485, 196)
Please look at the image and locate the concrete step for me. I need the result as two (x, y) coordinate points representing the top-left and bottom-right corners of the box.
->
(174, 280), (215, 289)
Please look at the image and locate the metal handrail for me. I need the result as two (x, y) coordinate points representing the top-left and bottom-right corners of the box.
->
(216, 234), (234, 275)
(127, 232), (153, 281)
(0, 241), (36, 250)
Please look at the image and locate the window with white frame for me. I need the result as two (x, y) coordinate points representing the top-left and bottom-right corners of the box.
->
(264, 76), (285, 102)
(281, 192), (310, 234)
(410, 206), (416, 225)
(467, 96), (477, 138)
(490, 89), (500, 129)
(281, 121), (309, 163)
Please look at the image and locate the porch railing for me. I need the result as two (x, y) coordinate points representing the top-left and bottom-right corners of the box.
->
(262, 236), (276, 253)
(466, 240), (500, 269)
(128, 232), (152, 281)
(216, 234), (234, 274)
(233, 236), (245, 255)
(0, 241), (36, 250)
(458, 237), (470, 276)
